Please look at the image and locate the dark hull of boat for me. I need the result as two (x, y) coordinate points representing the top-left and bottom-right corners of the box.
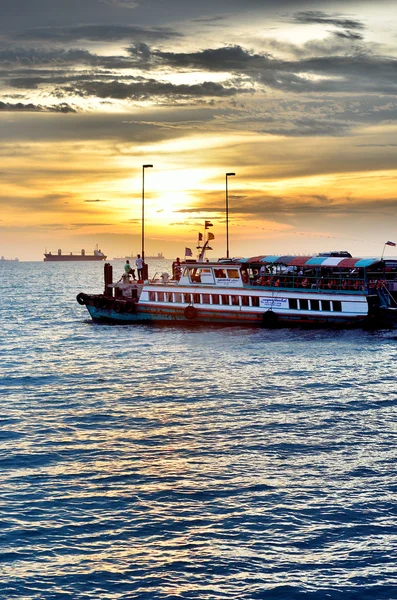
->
(80, 297), (387, 329)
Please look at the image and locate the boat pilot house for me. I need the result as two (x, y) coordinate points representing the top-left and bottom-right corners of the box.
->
(77, 251), (397, 328)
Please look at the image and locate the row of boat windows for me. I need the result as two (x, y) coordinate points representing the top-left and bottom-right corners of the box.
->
(147, 291), (343, 311)
(183, 267), (240, 283)
(289, 298), (342, 312)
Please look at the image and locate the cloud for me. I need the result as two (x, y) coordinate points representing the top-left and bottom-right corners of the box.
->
(64, 78), (254, 101)
(17, 24), (180, 43)
(99, 0), (139, 7)
(292, 11), (365, 31)
(130, 44), (397, 96)
(0, 47), (101, 67)
(333, 30), (364, 41)
(176, 194), (397, 221)
(138, 44), (269, 72)
(0, 101), (76, 113)
(192, 16), (225, 23)
(84, 198), (106, 202)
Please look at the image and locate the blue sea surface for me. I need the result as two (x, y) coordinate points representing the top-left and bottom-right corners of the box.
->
(1, 260), (396, 599)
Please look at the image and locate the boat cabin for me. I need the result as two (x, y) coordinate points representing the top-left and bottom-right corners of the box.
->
(178, 264), (244, 288)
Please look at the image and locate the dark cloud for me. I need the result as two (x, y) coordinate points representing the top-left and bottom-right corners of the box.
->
(99, 0), (138, 7)
(333, 30), (364, 41)
(176, 194), (397, 220)
(64, 78), (254, 101)
(0, 111), (199, 143)
(84, 199), (106, 202)
(17, 24), (180, 43)
(147, 45), (397, 96)
(292, 11), (365, 31)
(136, 45), (270, 72)
(0, 47), (100, 67)
(0, 101), (76, 113)
(192, 15), (225, 23)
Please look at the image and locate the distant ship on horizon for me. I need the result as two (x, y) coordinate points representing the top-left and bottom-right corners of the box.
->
(44, 248), (107, 262)
(112, 252), (165, 260)
(0, 256), (19, 262)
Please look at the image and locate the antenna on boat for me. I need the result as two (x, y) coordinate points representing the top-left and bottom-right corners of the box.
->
(225, 172), (235, 258)
(141, 164), (153, 274)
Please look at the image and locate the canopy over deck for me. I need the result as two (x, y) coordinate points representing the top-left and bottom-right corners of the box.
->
(240, 255), (382, 268)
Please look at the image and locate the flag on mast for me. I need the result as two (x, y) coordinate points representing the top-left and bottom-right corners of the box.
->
(386, 241), (396, 247)
(198, 233), (203, 241)
(205, 220), (213, 229)
(207, 232), (215, 240)
(185, 247), (192, 256)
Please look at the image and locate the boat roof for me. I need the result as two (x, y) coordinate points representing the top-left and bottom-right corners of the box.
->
(239, 255), (381, 268)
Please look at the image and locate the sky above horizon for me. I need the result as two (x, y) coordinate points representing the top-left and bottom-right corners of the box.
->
(1, 0), (396, 261)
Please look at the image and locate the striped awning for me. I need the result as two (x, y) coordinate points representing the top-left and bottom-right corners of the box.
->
(240, 255), (381, 268)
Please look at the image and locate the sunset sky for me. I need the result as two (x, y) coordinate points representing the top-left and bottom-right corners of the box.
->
(1, 0), (396, 261)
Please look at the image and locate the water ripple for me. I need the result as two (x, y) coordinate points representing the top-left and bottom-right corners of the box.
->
(0, 261), (396, 599)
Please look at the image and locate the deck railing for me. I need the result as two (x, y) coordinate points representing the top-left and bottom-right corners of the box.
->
(246, 274), (367, 292)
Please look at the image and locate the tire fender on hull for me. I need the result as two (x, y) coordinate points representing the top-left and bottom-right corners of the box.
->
(262, 310), (279, 328)
(184, 305), (197, 320)
(114, 300), (125, 313)
(76, 292), (89, 306)
(97, 296), (108, 309)
(124, 301), (137, 314)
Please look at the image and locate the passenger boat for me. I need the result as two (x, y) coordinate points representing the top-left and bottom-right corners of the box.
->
(76, 247), (397, 328)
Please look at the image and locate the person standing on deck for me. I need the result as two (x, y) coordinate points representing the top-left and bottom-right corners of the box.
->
(172, 257), (182, 280)
(136, 254), (144, 280)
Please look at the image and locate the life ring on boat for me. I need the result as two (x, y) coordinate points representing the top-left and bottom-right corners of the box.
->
(262, 310), (279, 328)
(76, 292), (88, 305)
(114, 300), (125, 313)
(184, 305), (197, 320)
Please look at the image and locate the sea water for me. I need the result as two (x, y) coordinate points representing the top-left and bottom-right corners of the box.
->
(0, 260), (396, 599)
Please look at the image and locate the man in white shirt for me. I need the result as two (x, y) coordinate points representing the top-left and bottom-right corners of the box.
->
(136, 254), (144, 279)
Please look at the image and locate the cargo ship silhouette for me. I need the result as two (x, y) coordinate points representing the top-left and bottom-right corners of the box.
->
(44, 248), (106, 262)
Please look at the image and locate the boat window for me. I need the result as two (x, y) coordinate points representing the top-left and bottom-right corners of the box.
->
(212, 294), (220, 304)
(311, 299), (320, 311)
(202, 294), (211, 304)
(193, 293), (200, 304)
(231, 295), (240, 306)
(227, 269), (240, 279)
(189, 268), (214, 283)
(189, 268), (201, 283)
(241, 296), (250, 306)
(299, 299), (309, 310)
(251, 296), (259, 307)
(183, 268), (189, 277)
(221, 295), (230, 305)
(174, 293), (182, 303)
(157, 292), (165, 302)
(149, 291), (156, 302)
(167, 292), (173, 302)
(332, 300), (342, 312)
(184, 293), (192, 303)
(289, 298), (298, 309)
(214, 268), (227, 279)
(321, 300), (331, 311)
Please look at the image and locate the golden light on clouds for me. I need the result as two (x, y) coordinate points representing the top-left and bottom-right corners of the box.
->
(0, 1), (397, 259)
